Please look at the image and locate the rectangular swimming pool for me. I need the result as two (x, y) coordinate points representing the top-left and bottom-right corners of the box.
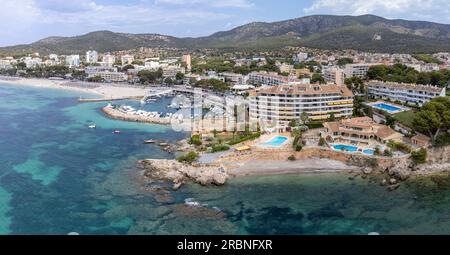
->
(369, 102), (407, 114)
(261, 136), (288, 147)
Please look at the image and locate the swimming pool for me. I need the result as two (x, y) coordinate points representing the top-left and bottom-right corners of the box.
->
(370, 102), (404, 113)
(333, 144), (358, 152)
(363, 149), (375, 155)
(261, 136), (288, 147)
(332, 144), (375, 155)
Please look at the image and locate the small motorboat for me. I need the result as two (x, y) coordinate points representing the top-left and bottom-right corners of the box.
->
(144, 139), (156, 144)
(113, 130), (121, 134)
(88, 124), (96, 129)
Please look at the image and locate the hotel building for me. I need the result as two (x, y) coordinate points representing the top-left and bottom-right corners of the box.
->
(121, 55), (134, 65)
(102, 54), (116, 67)
(344, 63), (380, 79)
(86, 51), (98, 64)
(248, 71), (310, 87)
(85, 66), (126, 82)
(322, 66), (345, 86)
(65, 55), (80, 68)
(249, 83), (354, 128)
(323, 117), (404, 145)
(367, 81), (446, 106)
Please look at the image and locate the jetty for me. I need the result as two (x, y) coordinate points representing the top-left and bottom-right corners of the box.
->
(78, 96), (142, 103)
(101, 106), (172, 125)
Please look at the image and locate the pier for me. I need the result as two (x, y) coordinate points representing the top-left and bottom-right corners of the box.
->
(78, 96), (142, 103)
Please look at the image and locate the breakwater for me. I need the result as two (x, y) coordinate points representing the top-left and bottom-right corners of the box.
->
(101, 106), (172, 125)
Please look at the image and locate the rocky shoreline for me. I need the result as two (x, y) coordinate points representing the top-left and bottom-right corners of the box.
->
(138, 145), (450, 191)
(139, 159), (228, 189)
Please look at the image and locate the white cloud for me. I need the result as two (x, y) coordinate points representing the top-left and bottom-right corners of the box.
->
(304, 0), (450, 23)
(0, 0), (239, 45)
(154, 0), (254, 8)
(35, 0), (100, 13)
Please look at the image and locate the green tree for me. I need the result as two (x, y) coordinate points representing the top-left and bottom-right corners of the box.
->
(87, 75), (104, 83)
(121, 64), (135, 72)
(411, 148), (427, 165)
(131, 60), (144, 65)
(329, 113), (336, 121)
(412, 97), (450, 143)
(345, 77), (365, 94)
(189, 134), (202, 146)
(300, 112), (309, 124)
(318, 137), (326, 147)
(311, 73), (325, 84)
(176, 151), (199, 164)
(337, 58), (353, 66)
(194, 79), (229, 92)
(138, 69), (163, 84)
(15, 62), (27, 70)
(176, 72), (185, 81)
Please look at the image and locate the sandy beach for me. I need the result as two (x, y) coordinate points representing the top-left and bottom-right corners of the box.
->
(0, 76), (149, 99)
(230, 158), (359, 177)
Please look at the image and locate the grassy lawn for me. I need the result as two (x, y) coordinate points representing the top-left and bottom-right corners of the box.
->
(211, 132), (261, 146)
(394, 110), (416, 128)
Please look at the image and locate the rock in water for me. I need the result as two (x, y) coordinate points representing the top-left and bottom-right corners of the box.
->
(139, 159), (228, 187)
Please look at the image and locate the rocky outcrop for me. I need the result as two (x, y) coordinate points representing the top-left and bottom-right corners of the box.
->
(139, 159), (228, 188)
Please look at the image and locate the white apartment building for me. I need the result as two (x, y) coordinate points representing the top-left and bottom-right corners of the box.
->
(162, 66), (185, 78)
(65, 55), (80, 67)
(0, 59), (12, 70)
(85, 66), (117, 76)
(86, 51), (98, 64)
(121, 54), (134, 65)
(93, 71), (127, 82)
(23, 57), (43, 68)
(278, 63), (294, 74)
(344, 63), (380, 79)
(219, 72), (246, 85)
(367, 80), (446, 106)
(145, 61), (161, 70)
(293, 53), (308, 63)
(249, 83), (354, 127)
(49, 54), (59, 62)
(102, 54), (116, 67)
(248, 71), (309, 87)
(322, 66), (345, 86)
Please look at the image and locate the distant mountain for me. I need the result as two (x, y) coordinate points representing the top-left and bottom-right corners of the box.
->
(3, 14), (450, 55)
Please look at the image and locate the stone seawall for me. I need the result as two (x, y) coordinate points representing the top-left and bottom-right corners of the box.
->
(102, 106), (171, 125)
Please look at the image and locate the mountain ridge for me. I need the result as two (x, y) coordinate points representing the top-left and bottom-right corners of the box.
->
(2, 14), (450, 55)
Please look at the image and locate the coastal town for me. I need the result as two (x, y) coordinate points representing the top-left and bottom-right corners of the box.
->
(1, 46), (449, 190)
(4, 0), (450, 238)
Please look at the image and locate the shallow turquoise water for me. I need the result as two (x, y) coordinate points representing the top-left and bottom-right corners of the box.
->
(1, 82), (450, 235)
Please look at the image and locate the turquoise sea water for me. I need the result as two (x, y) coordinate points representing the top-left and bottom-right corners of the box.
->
(1, 82), (450, 235)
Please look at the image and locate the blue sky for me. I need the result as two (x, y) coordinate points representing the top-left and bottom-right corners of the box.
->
(1, 0), (450, 46)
